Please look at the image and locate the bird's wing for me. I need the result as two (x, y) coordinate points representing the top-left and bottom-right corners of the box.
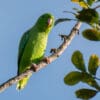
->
(18, 30), (30, 72)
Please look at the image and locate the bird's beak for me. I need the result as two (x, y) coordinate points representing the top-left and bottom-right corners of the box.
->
(47, 18), (53, 27)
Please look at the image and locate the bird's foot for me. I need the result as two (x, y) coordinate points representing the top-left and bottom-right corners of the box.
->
(42, 57), (50, 64)
(31, 63), (38, 72)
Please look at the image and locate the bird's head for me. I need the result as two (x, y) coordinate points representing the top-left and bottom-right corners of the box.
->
(36, 13), (54, 32)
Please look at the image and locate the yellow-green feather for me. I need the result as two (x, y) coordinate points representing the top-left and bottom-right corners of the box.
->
(17, 13), (54, 90)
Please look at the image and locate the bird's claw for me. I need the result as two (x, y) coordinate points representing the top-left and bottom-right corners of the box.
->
(42, 57), (50, 64)
(31, 63), (38, 72)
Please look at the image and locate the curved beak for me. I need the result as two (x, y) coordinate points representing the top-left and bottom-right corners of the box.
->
(47, 18), (53, 27)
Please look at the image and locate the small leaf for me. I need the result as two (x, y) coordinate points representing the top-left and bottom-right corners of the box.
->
(54, 18), (72, 26)
(64, 71), (82, 85)
(71, 50), (86, 72)
(82, 29), (100, 41)
(71, 0), (89, 8)
(75, 88), (98, 99)
(81, 72), (100, 90)
(72, 7), (80, 12)
(88, 54), (100, 75)
(87, 0), (96, 6)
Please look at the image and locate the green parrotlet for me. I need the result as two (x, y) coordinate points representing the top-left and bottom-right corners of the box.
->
(17, 13), (54, 90)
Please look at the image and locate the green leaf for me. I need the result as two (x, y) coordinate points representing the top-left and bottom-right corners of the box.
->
(87, 0), (96, 6)
(75, 88), (98, 99)
(88, 54), (100, 75)
(54, 18), (72, 26)
(82, 29), (100, 41)
(71, 50), (86, 72)
(64, 71), (82, 85)
(71, 0), (89, 8)
(81, 72), (100, 90)
(91, 23), (100, 30)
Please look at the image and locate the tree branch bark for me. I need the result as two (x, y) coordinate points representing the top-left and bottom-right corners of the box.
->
(0, 21), (82, 93)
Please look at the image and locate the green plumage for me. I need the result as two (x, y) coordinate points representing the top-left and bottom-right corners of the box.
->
(17, 13), (54, 90)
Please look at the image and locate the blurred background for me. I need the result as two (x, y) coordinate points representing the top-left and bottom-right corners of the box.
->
(0, 0), (100, 100)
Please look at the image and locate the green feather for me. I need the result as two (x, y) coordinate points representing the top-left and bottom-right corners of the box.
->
(17, 13), (54, 90)
(18, 30), (30, 72)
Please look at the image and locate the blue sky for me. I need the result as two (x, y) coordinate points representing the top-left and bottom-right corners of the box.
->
(0, 0), (100, 100)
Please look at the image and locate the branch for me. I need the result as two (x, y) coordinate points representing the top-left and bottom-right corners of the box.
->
(94, 5), (100, 10)
(0, 21), (82, 93)
(94, 76), (100, 81)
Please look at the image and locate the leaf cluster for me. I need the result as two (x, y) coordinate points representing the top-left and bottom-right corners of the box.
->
(71, 0), (98, 8)
(64, 50), (100, 99)
(54, 0), (100, 99)
(55, 0), (100, 41)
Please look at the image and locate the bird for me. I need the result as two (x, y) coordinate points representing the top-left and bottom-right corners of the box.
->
(17, 13), (54, 90)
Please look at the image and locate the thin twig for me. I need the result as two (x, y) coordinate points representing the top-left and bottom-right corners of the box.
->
(94, 76), (100, 81)
(94, 5), (100, 10)
(0, 21), (82, 93)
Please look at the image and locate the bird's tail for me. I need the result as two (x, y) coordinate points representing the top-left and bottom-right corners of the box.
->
(16, 75), (31, 90)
